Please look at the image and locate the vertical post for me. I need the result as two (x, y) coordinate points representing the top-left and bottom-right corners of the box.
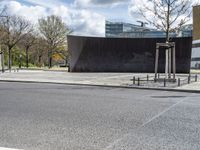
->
(0, 45), (4, 73)
(178, 78), (180, 87)
(164, 78), (166, 87)
(19, 49), (22, 69)
(173, 44), (176, 80)
(133, 76), (135, 84)
(8, 48), (12, 72)
(48, 50), (52, 69)
(168, 47), (172, 78)
(138, 77), (140, 86)
(195, 74), (198, 82)
(1, 50), (4, 73)
(165, 49), (169, 79)
(155, 44), (159, 79)
(188, 75), (190, 84)
(147, 75), (149, 82)
(26, 47), (29, 68)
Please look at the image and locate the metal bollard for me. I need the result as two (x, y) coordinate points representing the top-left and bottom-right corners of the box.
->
(178, 78), (180, 87)
(195, 74), (198, 82)
(138, 77), (140, 86)
(188, 75), (190, 84)
(164, 78), (166, 87)
(133, 76), (135, 84)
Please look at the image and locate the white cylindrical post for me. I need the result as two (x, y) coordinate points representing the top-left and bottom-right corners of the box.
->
(168, 48), (172, 79)
(173, 44), (176, 80)
(165, 49), (169, 79)
(155, 46), (159, 79)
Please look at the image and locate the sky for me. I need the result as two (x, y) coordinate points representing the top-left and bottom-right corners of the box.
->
(0, 0), (199, 36)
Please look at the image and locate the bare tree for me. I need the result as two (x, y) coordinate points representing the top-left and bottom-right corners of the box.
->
(38, 15), (71, 68)
(137, 0), (195, 42)
(0, 11), (33, 70)
(19, 33), (37, 68)
(30, 37), (48, 67)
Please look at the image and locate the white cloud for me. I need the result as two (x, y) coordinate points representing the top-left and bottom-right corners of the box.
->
(2, 1), (48, 23)
(71, 9), (105, 36)
(20, 0), (65, 8)
(74, 0), (130, 8)
(51, 5), (105, 36)
(0, 0), (105, 36)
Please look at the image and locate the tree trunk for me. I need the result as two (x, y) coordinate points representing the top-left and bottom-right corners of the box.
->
(19, 49), (22, 69)
(48, 50), (52, 68)
(1, 50), (5, 73)
(26, 47), (29, 68)
(38, 55), (41, 67)
(166, 1), (170, 43)
(19, 54), (22, 69)
(49, 57), (52, 68)
(8, 47), (12, 71)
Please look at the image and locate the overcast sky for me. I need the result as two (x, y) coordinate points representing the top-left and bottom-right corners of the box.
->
(0, 0), (199, 36)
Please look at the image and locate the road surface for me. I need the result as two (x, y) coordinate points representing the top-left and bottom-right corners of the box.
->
(0, 82), (200, 150)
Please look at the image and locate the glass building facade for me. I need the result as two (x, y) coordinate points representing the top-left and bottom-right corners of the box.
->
(105, 20), (152, 38)
(105, 20), (192, 38)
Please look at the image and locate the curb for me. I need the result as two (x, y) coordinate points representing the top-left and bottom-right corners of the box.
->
(19, 68), (68, 72)
(0, 79), (200, 94)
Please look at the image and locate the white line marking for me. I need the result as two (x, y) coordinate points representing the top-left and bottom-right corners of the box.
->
(103, 95), (190, 150)
(140, 98), (185, 128)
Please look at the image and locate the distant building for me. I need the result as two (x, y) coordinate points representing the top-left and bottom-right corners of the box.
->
(178, 24), (193, 37)
(105, 20), (192, 38)
(191, 5), (200, 69)
(105, 20), (151, 37)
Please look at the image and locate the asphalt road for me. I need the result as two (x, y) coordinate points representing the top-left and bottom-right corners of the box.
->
(0, 82), (200, 150)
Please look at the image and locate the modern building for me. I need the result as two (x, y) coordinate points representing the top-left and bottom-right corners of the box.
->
(105, 20), (151, 37)
(67, 21), (193, 73)
(68, 35), (192, 73)
(191, 5), (200, 69)
(178, 24), (193, 37)
(105, 20), (192, 38)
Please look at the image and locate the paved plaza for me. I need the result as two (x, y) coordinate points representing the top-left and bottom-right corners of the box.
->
(0, 70), (200, 91)
(0, 82), (200, 150)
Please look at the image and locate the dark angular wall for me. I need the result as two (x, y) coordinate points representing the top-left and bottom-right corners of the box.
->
(67, 35), (192, 73)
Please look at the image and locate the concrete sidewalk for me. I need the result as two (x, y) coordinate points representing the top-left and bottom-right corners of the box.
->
(0, 70), (199, 92)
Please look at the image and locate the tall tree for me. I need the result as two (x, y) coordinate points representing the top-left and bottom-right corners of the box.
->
(137, 0), (195, 42)
(38, 15), (71, 68)
(31, 37), (48, 67)
(19, 33), (37, 68)
(0, 10), (33, 70)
